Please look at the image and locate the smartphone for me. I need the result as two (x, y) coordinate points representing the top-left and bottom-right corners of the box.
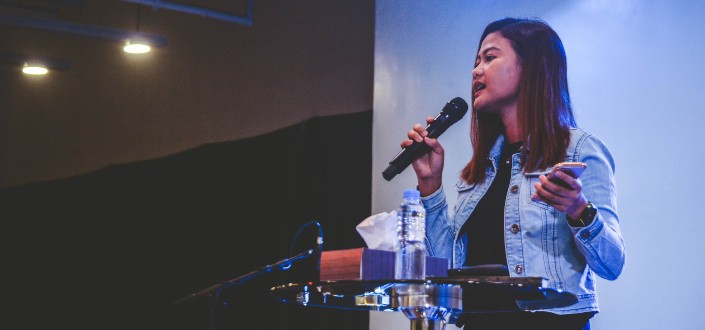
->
(548, 162), (586, 188)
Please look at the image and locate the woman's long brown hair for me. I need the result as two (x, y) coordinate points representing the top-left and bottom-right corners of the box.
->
(462, 18), (576, 184)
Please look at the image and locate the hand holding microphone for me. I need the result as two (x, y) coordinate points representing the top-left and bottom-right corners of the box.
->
(402, 117), (446, 196)
(382, 97), (469, 191)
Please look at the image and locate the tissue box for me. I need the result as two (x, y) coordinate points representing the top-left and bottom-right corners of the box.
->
(320, 247), (449, 281)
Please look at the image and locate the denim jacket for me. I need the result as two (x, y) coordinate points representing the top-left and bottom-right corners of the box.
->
(423, 128), (625, 314)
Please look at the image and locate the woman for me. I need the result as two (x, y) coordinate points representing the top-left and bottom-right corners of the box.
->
(402, 18), (625, 328)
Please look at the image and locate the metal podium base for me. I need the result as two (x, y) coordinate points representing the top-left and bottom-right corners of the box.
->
(391, 283), (459, 330)
(408, 319), (445, 330)
(401, 306), (449, 330)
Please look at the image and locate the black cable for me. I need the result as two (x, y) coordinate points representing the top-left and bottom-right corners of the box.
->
(289, 220), (324, 259)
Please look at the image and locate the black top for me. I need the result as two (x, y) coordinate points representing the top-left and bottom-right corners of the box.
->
(461, 141), (523, 269)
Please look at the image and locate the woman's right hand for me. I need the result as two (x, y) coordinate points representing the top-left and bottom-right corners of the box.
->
(402, 116), (445, 196)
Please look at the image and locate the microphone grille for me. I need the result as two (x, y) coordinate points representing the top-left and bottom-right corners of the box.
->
(450, 97), (469, 111)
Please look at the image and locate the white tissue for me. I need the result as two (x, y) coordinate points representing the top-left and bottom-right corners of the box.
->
(355, 211), (398, 251)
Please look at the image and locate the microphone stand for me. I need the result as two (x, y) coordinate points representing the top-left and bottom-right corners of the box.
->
(174, 249), (315, 330)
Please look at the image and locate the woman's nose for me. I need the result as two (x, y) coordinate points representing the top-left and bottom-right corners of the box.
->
(472, 66), (483, 78)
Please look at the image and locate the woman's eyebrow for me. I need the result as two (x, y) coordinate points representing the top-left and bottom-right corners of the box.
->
(481, 46), (501, 55)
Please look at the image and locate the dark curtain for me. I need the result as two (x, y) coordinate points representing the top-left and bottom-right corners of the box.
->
(1, 111), (372, 330)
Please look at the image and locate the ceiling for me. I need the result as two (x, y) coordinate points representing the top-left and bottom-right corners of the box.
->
(0, 0), (253, 69)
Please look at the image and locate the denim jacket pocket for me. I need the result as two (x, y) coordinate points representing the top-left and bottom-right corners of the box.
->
(524, 169), (554, 210)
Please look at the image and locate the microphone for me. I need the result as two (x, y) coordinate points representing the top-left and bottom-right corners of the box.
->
(266, 249), (315, 271)
(382, 97), (469, 181)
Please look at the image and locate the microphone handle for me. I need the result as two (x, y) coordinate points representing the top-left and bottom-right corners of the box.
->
(382, 141), (431, 181)
(382, 112), (454, 181)
(266, 249), (314, 271)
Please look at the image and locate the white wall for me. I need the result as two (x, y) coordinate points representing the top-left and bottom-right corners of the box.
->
(372, 1), (705, 329)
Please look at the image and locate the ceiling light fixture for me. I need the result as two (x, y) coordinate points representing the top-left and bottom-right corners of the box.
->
(1, 52), (70, 74)
(123, 40), (151, 54)
(22, 63), (49, 75)
(122, 6), (152, 54)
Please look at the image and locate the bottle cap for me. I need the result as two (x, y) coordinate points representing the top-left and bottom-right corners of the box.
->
(403, 189), (420, 199)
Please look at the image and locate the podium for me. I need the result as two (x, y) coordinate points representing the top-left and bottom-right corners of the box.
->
(176, 246), (578, 330)
(269, 277), (578, 330)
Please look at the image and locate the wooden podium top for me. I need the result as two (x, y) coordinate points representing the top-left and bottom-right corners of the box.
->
(320, 247), (449, 281)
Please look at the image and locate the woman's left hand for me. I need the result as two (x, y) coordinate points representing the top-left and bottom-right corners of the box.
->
(531, 170), (588, 220)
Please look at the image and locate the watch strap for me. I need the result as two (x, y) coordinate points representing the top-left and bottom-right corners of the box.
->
(570, 201), (597, 227)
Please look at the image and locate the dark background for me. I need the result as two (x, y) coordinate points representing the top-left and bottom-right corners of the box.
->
(1, 111), (371, 329)
(2, 1), (375, 328)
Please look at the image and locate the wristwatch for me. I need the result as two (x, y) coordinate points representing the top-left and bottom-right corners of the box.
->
(569, 201), (597, 227)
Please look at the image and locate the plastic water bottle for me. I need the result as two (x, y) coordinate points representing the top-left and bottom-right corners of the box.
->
(394, 189), (426, 280)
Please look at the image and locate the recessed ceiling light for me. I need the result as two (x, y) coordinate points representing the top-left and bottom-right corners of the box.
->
(123, 41), (151, 54)
(22, 63), (48, 75)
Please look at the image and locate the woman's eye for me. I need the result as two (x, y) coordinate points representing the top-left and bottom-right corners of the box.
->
(474, 55), (495, 68)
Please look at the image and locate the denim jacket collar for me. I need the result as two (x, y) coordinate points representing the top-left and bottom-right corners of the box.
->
(456, 134), (506, 192)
